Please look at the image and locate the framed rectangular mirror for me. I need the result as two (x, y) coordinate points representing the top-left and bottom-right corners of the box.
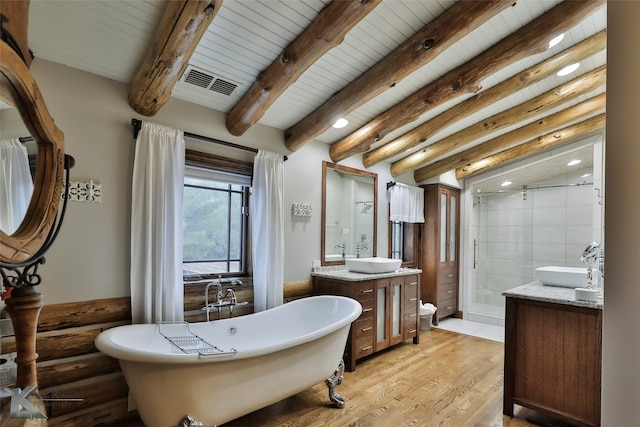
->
(322, 161), (377, 265)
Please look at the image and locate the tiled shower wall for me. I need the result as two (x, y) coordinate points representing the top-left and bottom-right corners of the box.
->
(472, 176), (595, 309)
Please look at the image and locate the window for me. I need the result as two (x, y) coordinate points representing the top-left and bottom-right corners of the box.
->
(390, 221), (419, 267)
(182, 164), (250, 278)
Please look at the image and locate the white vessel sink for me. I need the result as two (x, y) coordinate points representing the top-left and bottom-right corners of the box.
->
(535, 266), (601, 288)
(346, 257), (402, 274)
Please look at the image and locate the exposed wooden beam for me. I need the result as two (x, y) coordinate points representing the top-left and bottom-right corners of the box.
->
(282, 0), (514, 152)
(0, 0), (33, 67)
(392, 65), (606, 177)
(456, 114), (606, 179)
(413, 93), (606, 182)
(128, 0), (221, 117)
(225, 0), (380, 137)
(363, 30), (607, 168)
(329, 0), (605, 163)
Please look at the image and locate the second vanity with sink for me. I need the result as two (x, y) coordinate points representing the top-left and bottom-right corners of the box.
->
(503, 281), (603, 427)
(313, 266), (421, 371)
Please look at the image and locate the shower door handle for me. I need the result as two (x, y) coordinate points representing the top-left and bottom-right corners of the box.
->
(473, 239), (477, 269)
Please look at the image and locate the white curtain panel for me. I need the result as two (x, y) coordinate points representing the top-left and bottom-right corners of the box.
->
(251, 150), (285, 312)
(389, 183), (425, 223)
(130, 122), (185, 324)
(0, 138), (34, 234)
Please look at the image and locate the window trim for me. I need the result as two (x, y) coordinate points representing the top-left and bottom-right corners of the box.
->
(183, 150), (252, 279)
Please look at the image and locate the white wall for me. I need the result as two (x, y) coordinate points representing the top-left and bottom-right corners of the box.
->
(23, 58), (392, 304)
(602, 2), (640, 424)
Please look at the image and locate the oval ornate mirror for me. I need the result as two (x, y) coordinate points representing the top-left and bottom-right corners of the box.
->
(321, 161), (377, 265)
(0, 41), (65, 265)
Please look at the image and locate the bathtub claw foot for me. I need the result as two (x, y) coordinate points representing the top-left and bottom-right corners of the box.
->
(176, 415), (207, 427)
(325, 359), (346, 408)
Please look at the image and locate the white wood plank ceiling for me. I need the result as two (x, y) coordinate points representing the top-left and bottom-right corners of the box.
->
(26, 0), (607, 190)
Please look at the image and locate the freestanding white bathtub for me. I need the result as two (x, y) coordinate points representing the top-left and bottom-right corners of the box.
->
(95, 295), (362, 427)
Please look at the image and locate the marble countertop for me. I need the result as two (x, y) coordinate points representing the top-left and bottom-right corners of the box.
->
(311, 267), (422, 282)
(503, 281), (603, 309)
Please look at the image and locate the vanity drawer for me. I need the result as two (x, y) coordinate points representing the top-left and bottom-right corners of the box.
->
(353, 281), (375, 301)
(404, 322), (418, 339)
(405, 311), (418, 329)
(404, 278), (419, 300)
(354, 337), (374, 358)
(437, 266), (457, 285)
(438, 297), (457, 318)
(352, 318), (374, 341)
(437, 281), (457, 301)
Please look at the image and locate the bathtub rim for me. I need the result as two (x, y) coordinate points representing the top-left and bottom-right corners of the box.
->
(95, 295), (362, 364)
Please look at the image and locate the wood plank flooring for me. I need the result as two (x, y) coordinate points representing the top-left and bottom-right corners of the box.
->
(109, 328), (555, 427)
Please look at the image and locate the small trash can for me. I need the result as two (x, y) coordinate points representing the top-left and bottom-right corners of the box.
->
(419, 301), (437, 331)
(420, 313), (433, 331)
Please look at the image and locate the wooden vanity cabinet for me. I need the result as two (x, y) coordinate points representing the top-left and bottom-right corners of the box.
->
(504, 296), (602, 427)
(420, 184), (460, 325)
(314, 273), (420, 372)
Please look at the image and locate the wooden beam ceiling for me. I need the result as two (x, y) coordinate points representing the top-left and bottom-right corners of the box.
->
(392, 64), (606, 177)
(282, 0), (514, 152)
(327, 0), (605, 164)
(123, 0), (606, 182)
(363, 30), (607, 169)
(225, 0), (381, 137)
(413, 93), (606, 182)
(456, 113), (606, 180)
(128, 0), (222, 117)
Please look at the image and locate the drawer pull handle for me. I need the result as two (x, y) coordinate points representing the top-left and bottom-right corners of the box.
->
(409, 297), (417, 302)
(447, 274), (454, 277)
(361, 345), (372, 351)
(409, 282), (417, 286)
(408, 329), (417, 334)
(446, 306), (454, 310)
(362, 308), (373, 313)
(361, 289), (374, 294)
(409, 313), (417, 318)
(447, 290), (454, 294)
(362, 326), (373, 332)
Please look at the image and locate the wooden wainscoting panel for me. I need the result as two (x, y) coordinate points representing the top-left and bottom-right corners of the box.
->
(48, 399), (138, 427)
(284, 280), (313, 302)
(37, 297), (131, 332)
(40, 373), (128, 419)
(37, 353), (120, 389)
(2, 321), (128, 362)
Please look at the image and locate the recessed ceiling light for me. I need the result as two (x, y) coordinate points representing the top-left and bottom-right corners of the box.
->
(567, 159), (582, 166)
(548, 33), (565, 48)
(501, 181), (512, 187)
(557, 63), (580, 77)
(333, 118), (349, 129)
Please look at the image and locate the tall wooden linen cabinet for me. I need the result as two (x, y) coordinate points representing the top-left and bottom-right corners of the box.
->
(420, 184), (460, 325)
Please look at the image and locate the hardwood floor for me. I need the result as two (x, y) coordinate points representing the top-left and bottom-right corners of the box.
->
(106, 327), (559, 427)
(221, 328), (542, 427)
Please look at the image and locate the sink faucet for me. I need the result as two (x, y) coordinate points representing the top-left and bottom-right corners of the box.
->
(335, 242), (346, 260)
(357, 240), (369, 258)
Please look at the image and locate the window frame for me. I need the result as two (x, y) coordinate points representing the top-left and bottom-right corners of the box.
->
(389, 220), (420, 268)
(183, 149), (253, 280)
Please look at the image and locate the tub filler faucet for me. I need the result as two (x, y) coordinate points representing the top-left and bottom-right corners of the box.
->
(203, 276), (247, 321)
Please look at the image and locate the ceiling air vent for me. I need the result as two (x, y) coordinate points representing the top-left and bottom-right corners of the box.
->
(180, 65), (238, 96)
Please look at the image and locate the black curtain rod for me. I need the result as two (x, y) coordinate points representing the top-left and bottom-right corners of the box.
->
(131, 119), (287, 161)
(19, 136), (34, 143)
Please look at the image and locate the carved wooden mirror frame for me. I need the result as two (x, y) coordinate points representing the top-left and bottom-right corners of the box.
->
(0, 41), (65, 265)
